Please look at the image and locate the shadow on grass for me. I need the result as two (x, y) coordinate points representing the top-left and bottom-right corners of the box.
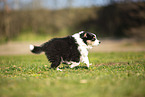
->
(59, 65), (89, 70)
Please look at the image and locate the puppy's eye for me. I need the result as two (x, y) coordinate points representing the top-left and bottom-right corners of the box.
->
(91, 37), (96, 41)
(91, 38), (95, 41)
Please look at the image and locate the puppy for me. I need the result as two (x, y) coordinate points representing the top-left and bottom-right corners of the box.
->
(30, 31), (100, 71)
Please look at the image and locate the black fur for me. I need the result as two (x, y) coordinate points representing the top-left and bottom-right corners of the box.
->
(31, 46), (42, 54)
(31, 36), (80, 69)
(80, 31), (96, 45)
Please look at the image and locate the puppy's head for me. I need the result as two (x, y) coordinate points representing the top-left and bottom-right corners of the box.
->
(79, 31), (101, 46)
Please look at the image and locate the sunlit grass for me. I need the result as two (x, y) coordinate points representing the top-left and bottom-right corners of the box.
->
(0, 52), (145, 97)
(12, 30), (70, 42)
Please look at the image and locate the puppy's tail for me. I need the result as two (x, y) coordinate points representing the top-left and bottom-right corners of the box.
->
(29, 44), (43, 54)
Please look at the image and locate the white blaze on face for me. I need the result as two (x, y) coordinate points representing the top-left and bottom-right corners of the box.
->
(86, 33), (100, 46)
(92, 34), (100, 46)
(92, 39), (100, 46)
(86, 39), (100, 46)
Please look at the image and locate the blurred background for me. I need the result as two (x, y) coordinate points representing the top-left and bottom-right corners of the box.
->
(0, 0), (145, 55)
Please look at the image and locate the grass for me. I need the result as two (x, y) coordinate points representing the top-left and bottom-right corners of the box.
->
(0, 52), (145, 97)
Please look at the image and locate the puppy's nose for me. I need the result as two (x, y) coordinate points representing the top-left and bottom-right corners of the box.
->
(99, 41), (101, 44)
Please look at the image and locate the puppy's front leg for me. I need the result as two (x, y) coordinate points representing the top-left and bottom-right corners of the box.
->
(83, 56), (90, 68)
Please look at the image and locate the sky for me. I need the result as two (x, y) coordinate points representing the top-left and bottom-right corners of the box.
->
(42, 0), (110, 9)
(0, 0), (110, 10)
(1, 0), (145, 10)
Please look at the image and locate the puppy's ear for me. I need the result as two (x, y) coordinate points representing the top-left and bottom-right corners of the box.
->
(84, 33), (87, 38)
(80, 32), (87, 38)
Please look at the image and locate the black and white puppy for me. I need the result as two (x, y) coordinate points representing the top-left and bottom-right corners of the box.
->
(30, 31), (100, 71)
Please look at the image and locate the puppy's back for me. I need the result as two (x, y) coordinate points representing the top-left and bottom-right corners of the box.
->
(42, 36), (80, 62)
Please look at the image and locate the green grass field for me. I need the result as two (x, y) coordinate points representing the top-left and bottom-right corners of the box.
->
(0, 52), (145, 97)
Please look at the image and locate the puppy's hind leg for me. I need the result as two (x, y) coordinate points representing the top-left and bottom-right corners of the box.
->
(70, 62), (80, 68)
(57, 67), (62, 71)
(50, 57), (62, 71)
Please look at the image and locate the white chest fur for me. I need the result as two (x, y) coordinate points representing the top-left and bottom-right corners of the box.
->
(78, 45), (88, 62)
(72, 33), (91, 66)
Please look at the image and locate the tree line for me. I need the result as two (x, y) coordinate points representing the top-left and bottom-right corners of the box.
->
(0, 0), (145, 42)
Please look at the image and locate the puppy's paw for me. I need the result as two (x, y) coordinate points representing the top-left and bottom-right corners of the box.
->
(86, 64), (90, 68)
(57, 68), (62, 71)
